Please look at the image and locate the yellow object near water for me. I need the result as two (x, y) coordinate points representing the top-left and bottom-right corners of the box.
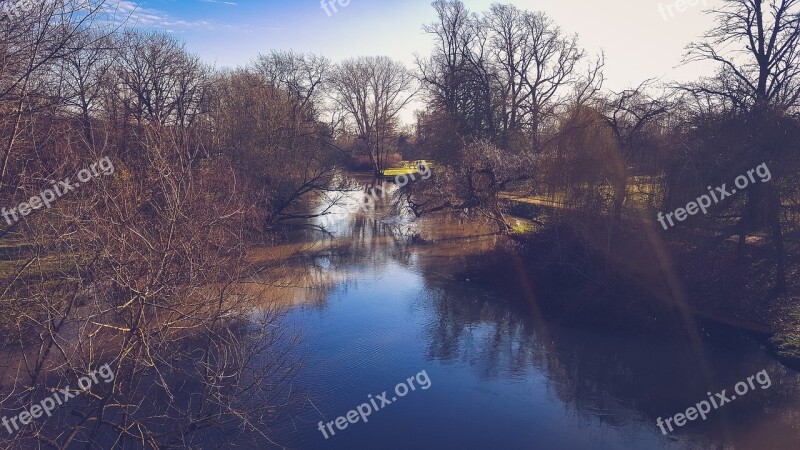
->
(381, 160), (434, 177)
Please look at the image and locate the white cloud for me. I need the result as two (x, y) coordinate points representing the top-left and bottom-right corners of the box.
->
(101, 0), (242, 31)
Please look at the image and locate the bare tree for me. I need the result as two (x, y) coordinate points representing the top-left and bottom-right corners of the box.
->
(330, 56), (416, 175)
(0, 125), (297, 449)
(418, 1), (596, 152)
(253, 50), (331, 121)
(56, 31), (116, 143)
(411, 2), (602, 231)
(113, 31), (211, 130)
(0, 0), (111, 191)
(417, 0), (495, 145)
(485, 4), (590, 150)
(600, 81), (670, 221)
(685, 0), (800, 111)
(211, 69), (345, 226)
(405, 139), (530, 233)
(683, 0), (800, 291)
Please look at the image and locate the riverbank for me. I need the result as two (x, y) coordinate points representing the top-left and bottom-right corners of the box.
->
(247, 183), (800, 367)
(422, 211), (800, 365)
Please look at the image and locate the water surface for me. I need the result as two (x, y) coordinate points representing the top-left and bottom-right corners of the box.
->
(264, 179), (800, 450)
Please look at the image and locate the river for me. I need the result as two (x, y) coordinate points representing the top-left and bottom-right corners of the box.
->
(258, 175), (800, 450)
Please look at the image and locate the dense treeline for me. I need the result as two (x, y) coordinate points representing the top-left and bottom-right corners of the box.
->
(0, 0), (799, 447)
(407, 0), (800, 297)
(0, 2), (318, 448)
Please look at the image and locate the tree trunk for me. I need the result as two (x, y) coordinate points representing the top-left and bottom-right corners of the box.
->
(612, 178), (627, 224)
(737, 184), (761, 260)
(767, 185), (787, 293)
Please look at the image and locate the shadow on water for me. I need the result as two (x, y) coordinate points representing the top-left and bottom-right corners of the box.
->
(253, 176), (800, 450)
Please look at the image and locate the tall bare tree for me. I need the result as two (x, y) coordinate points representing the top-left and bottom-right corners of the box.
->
(253, 50), (331, 122)
(684, 0), (800, 291)
(417, 0), (494, 145)
(686, 0), (800, 110)
(113, 31), (211, 130)
(485, 4), (590, 150)
(0, 0), (111, 191)
(329, 56), (416, 174)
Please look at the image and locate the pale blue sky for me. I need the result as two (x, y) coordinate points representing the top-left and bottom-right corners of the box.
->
(113, 0), (719, 91)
